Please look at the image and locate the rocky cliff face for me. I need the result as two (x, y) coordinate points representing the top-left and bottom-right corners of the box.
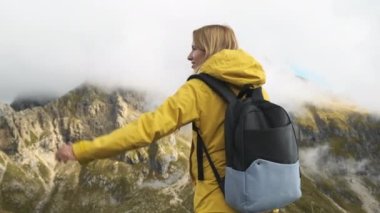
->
(0, 85), (379, 213)
(0, 85), (193, 213)
(289, 104), (380, 213)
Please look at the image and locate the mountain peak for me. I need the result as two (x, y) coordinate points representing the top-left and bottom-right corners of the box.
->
(9, 83), (147, 113)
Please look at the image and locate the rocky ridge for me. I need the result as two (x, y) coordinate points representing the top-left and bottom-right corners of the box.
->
(289, 104), (380, 213)
(0, 84), (193, 213)
(0, 85), (379, 212)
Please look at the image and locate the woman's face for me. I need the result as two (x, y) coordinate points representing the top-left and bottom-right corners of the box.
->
(187, 43), (206, 70)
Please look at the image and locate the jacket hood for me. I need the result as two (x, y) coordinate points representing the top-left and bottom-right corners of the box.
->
(199, 49), (266, 87)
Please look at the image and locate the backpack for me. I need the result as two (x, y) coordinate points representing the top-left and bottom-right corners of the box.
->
(188, 73), (302, 213)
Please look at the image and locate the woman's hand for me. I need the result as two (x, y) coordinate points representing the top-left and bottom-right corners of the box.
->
(55, 143), (77, 163)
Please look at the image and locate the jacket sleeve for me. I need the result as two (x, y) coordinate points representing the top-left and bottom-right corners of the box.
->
(72, 81), (200, 164)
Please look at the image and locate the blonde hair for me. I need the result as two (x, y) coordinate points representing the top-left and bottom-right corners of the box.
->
(193, 25), (239, 62)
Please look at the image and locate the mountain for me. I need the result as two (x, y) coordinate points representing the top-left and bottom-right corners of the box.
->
(0, 84), (193, 213)
(289, 103), (380, 213)
(0, 84), (379, 213)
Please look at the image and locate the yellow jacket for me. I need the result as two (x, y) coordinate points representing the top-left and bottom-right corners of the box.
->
(72, 49), (268, 213)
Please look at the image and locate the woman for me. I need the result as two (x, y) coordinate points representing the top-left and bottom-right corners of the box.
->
(56, 24), (270, 212)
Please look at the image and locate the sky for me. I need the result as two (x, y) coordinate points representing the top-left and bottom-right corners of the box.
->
(0, 0), (379, 112)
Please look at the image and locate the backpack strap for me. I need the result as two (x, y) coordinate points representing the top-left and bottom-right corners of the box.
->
(237, 84), (264, 101)
(188, 74), (233, 194)
(188, 73), (236, 104)
(188, 73), (264, 102)
(193, 123), (204, 180)
(251, 87), (264, 102)
(192, 123), (225, 193)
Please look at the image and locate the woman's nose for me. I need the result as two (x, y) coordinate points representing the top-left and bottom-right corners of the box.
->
(187, 52), (193, 61)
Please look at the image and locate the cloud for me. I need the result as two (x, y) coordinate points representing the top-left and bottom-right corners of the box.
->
(300, 145), (369, 177)
(0, 0), (379, 112)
